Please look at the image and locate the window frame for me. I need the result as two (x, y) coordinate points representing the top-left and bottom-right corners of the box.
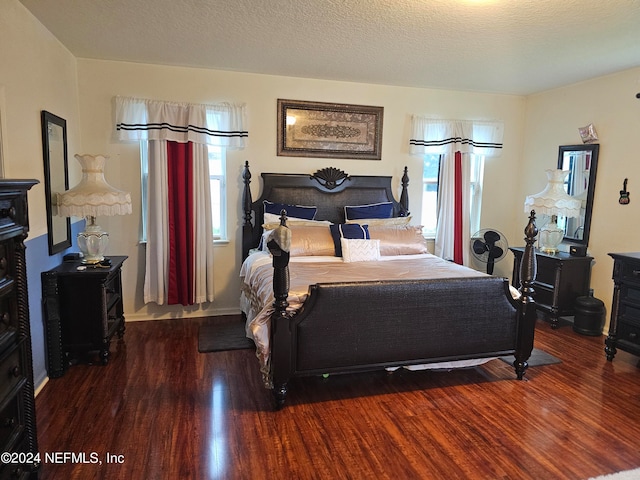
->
(420, 153), (485, 239)
(208, 145), (227, 242)
(138, 142), (227, 243)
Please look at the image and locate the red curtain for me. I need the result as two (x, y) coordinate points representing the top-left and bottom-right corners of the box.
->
(453, 151), (463, 264)
(166, 141), (194, 305)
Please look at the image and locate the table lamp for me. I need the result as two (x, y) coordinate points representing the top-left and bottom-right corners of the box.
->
(524, 169), (581, 254)
(57, 154), (132, 264)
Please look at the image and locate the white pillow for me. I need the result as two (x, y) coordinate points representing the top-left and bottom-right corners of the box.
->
(340, 238), (380, 263)
(345, 216), (412, 226)
(263, 212), (331, 230)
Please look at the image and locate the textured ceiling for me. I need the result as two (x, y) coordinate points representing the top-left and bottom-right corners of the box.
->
(19, 0), (640, 95)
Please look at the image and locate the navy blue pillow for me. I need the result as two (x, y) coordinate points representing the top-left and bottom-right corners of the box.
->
(264, 200), (317, 220)
(344, 202), (393, 220)
(330, 223), (370, 257)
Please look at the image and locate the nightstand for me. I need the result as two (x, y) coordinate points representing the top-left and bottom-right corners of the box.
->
(510, 247), (593, 328)
(605, 252), (640, 361)
(42, 256), (127, 376)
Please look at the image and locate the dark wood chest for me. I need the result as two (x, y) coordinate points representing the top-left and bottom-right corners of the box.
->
(0, 180), (39, 478)
(606, 252), (640, 360)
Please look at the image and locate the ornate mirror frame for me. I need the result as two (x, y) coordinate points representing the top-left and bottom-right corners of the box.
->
(41, 110), (72, 255)
(557, 143), (599, 247)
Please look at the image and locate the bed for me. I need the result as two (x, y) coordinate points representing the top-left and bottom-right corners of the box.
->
(240, 162), (539, 408)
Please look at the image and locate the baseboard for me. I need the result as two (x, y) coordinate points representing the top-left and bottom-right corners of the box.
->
(34, 376), (49, 397)
(126, 306), (242, 322)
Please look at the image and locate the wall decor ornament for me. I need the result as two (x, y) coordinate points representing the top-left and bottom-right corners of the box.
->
(578, 123), (598, 143)
(619, 178), (630, 205)
(277, 99), (383, 160)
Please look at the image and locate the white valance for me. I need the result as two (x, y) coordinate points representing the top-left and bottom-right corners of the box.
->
(115, 96), (247, 148)
(409, 116), (504, 157)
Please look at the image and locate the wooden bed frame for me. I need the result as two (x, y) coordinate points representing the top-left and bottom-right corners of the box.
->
(242, 162), (539, 408)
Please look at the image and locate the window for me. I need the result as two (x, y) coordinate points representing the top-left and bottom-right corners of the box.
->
(421, 154), (440, 238)
(208, 145), (226, 240)
(420, 154), (485, 238)
(139, 143), (227, 242)
(469, 154), (485, 236)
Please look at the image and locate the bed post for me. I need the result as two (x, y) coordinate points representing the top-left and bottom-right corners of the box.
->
(242, 161), (253, 260)
(266, 213), (292, 409)
(400, 166), (410, 215)
(514, 210), (539, 379)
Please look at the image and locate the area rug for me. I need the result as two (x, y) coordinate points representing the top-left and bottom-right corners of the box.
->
(198, 320), (254, 353)
(588, 467), (640, 480)
(498, 348), (561, 367)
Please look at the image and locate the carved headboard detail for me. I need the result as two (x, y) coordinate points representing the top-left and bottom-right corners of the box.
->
(241, 162), (409, 259)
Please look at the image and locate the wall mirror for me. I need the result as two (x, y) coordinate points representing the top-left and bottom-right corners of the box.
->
(41, 110), (72, 255)
(557, 143), (599, 247)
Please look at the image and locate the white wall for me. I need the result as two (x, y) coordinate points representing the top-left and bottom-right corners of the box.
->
(76, 59), (527, 320)
(523, 67), (640, 329)
(1, 0), (82, 388)
(0, 0), (80, 235)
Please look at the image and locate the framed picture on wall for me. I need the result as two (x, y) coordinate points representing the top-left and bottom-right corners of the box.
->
(277, 99), (383, 160)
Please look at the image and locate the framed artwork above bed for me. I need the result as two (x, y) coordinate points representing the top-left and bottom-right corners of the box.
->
(277, 99), (383, 160)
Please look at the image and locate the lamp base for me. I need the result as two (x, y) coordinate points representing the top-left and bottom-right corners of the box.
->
(538, 217), (564, 254)
(77, 222), (109, 264)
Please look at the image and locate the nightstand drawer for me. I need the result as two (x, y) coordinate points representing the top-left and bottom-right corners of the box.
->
(0, 244), (9, 285)
(104, 272), (121, 311)
(0, 391), (24, 452)
(0, 192), (24, 231)
(533, 258), (557, 286)
(0, 344), (25, 403)
(620, 302), (640, 324)
(620, 285), (640, 305)
(0, 289), (17, 353)
(617, 322), (640, 347)
(0, 436), (33, 479)
(533, 283), (554, 307)
(616, 260), (640, 285)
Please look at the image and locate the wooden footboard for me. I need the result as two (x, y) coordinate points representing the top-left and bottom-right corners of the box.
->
(268, 212), (539, 408)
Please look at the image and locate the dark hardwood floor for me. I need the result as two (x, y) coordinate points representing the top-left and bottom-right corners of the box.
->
(35, 315), (640, 480)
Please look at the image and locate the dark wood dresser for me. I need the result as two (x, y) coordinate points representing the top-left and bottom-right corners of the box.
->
(0, 180), (39, 478)
(511, 247), (593, 328)
(42, 256), (127, 376)
(605, 252), (640, 361)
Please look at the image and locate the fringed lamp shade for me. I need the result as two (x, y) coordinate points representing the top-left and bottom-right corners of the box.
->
(524, 169), (581, 254)
(57, 154), (132, 264)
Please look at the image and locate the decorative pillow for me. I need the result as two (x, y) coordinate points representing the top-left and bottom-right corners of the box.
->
(368, 225), (429, 256)
(329, 223), (370, 257)
(341, 238), (380, 263)
(346, 216), (412, 226)
(262, 213), (331, 230)
(264, 200), (317, 220)
(344, 202), (393, 220)
(288, 225), (335, 257)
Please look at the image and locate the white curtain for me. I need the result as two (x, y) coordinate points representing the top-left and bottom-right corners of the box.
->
(145, 140), (169, 304)
(410, 117), (503, 265)
(192, 144), (215, 304)
(115, 96), (247, 305)
(115, 96), (247, 147)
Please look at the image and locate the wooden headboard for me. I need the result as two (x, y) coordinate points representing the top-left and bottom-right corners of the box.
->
(241, 162), (409, 259)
